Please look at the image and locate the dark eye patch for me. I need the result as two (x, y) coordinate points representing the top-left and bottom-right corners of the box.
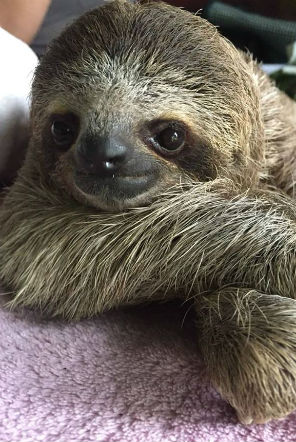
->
(141, 118), (219, 181)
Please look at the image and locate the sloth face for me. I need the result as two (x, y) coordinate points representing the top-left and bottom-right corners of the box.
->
(50, 113), (186, 211)
(42, 108), (216, 211)
(31, 0), (260, 211)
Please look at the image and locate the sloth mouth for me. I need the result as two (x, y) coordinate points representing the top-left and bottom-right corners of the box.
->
(74, 172), (155, 199)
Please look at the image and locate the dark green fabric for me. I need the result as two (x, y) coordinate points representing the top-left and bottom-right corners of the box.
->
(203, 1), (296, 63)
(271, 43), (296, 99)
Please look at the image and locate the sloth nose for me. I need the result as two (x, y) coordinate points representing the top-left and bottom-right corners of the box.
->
(76, 135), (128, 175)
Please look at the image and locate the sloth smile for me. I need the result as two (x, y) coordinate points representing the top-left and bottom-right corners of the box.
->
(74, 171), (154, 198)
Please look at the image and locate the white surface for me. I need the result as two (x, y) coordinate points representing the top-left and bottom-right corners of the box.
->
(0, 27), (38, 177)
(262, 64), (285, 74)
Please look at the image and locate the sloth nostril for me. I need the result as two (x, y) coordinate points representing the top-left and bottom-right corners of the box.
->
(76, 135), (128, 175)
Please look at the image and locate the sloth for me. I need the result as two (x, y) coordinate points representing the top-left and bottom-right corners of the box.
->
(1, 0), (296, 426)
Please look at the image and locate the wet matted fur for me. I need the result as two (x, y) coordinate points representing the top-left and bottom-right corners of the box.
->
(1, 0), (296, 425)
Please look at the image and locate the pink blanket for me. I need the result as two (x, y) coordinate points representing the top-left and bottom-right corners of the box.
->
(0, 292), (295, 442)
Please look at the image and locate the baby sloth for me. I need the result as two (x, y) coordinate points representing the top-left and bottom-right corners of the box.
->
(2, 0), (296, 425)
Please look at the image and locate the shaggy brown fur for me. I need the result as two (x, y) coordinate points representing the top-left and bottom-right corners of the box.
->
(1, 0), (296, 425)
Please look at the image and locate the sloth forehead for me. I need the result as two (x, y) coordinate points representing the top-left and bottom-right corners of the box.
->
(32, 0), (250, 131)
(33, 1), (236, 99)
(48, 56), (200, 109)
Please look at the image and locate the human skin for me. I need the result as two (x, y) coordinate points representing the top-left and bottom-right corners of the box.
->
(0, 0), (51, 43)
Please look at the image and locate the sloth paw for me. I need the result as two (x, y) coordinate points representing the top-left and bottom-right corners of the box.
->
(195, 288), (296, 424)
(236, 403), (294, 425)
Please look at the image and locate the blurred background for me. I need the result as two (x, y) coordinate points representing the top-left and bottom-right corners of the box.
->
(31, 0), (296, 61)
(169, 0), (296, 21)
(169, 0), (296, 63)
(168, 0), (296, 98)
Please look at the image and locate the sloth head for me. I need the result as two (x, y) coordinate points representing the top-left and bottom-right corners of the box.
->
(29, 0), (262, 211)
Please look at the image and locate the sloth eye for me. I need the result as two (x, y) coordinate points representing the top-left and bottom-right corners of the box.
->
(147, 121), (186, 156)
(51, 121), (74, 145)
(50, 115), (78, 148)
(156, 127), (185, 152)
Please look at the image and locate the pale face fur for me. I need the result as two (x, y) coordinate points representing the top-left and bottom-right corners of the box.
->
(30, 0), (263, 211)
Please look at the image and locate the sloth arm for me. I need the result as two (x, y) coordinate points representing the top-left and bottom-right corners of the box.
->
(1, 177), (296, 318)
(138, 179), (296, 302)
(195, 287), (296, 425)
(133, 177), (296, 425)
(167, 182), (296, 425)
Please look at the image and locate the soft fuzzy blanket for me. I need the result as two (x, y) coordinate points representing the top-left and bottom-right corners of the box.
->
(0, 292), (295, 442)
